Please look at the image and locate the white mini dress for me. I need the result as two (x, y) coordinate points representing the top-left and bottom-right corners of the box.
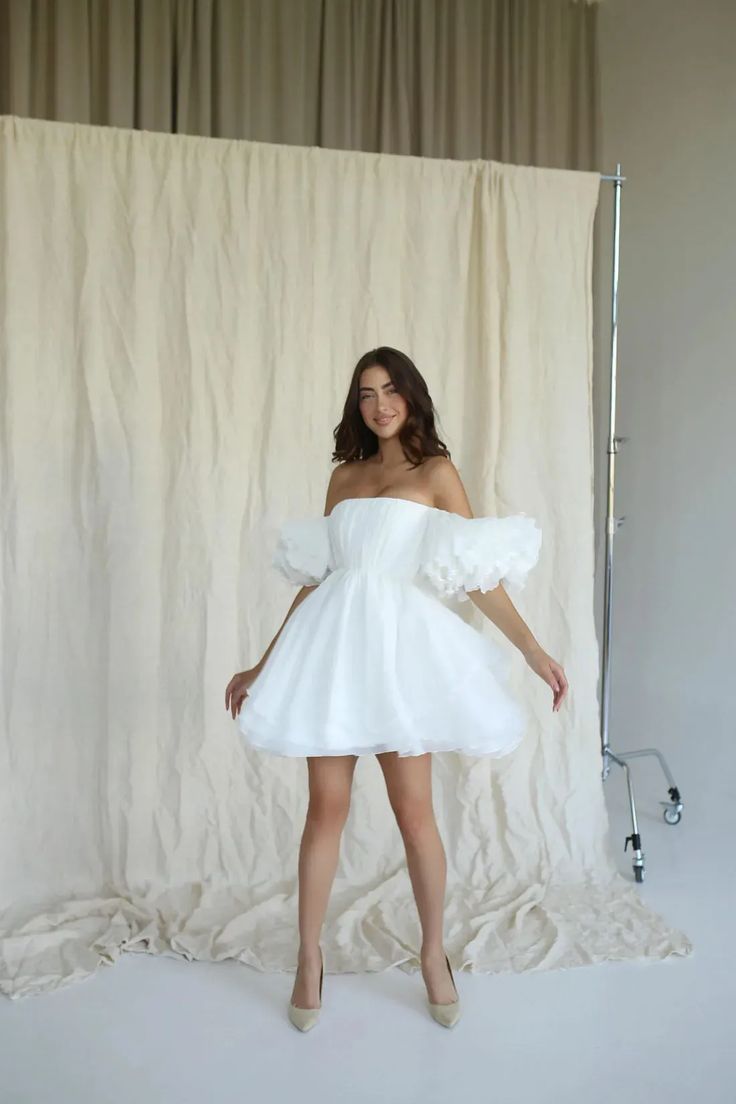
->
(236, 496), (542, 758)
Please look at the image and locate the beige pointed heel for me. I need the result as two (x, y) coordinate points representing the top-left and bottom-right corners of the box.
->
(427, 953), (461, 1028)
(288, 946), (324, 1032)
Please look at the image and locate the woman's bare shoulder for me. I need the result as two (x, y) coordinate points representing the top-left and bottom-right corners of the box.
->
(424, 457), (473, 515)
(324, 461), (358, 513)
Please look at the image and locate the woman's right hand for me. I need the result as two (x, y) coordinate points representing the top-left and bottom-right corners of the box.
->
(225, 666), (262, 718)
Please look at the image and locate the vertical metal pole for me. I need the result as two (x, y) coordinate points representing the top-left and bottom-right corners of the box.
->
(600, 163), (624, 768)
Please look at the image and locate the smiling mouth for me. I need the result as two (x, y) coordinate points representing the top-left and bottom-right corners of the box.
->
(375, 416), (395, 425)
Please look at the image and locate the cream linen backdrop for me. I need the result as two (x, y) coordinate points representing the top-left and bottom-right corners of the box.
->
(0, 115), (692, 999)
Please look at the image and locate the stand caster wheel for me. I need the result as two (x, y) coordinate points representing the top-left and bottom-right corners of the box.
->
(663, 807), (681, 825)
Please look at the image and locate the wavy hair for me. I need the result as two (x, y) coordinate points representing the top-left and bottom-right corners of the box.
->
(332, 347), (450, 469)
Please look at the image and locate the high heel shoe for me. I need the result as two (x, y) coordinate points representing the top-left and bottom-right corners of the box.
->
(427, 953), (461, 1028)
(288, 946), (324, 1032)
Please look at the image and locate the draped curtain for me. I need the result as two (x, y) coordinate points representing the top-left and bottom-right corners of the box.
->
(0, 0), (598, 168)
(0, 114), (691, 998)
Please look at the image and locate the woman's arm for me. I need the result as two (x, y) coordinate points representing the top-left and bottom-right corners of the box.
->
(432, 460), (541, 654)
(227, 473), (344, 717)
(467, 584), (540, 657)
(226, 582), (317, 718)
(256, 465), (348, 671)
(254, 584), (316, 672)
(430, 458), (568, 712)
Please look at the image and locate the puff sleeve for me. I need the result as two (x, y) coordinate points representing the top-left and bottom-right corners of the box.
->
(271, 516), (333, 586)
(418, 511), (542, 602)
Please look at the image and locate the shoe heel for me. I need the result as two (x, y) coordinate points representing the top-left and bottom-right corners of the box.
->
(427, 953), (461, 1028)
(288, 946), (324, 1032)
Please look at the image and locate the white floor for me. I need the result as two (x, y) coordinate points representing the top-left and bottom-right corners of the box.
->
(2, 746), (732, 1104)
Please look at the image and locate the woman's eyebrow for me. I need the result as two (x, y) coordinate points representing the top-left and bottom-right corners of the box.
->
(359, 382), (393, 393)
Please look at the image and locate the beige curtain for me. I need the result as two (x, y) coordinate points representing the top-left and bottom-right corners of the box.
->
(0, 0), (599, 169)
(0, 115), (691, 998)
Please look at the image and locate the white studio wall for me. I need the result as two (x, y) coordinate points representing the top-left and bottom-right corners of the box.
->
(0, 115), (691, 999)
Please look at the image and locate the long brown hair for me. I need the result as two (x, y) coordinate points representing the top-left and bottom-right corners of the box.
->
(332, 347), (451, 469)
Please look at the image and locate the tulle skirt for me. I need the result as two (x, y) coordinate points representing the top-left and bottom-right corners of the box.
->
(236, 568), (529, 759)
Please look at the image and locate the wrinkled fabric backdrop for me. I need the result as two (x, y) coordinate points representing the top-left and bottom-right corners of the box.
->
(0, 114), (691, 999)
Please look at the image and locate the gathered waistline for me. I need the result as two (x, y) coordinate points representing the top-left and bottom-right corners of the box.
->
(329, 564), (416, 584)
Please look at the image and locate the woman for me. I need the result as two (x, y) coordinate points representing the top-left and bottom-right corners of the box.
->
(225, 346), (568, 1032)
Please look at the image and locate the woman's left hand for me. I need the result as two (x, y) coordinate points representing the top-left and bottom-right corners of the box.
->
(523, 644), (569, 712)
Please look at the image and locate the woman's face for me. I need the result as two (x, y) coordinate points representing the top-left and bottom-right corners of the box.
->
(358, 365), (408, 437)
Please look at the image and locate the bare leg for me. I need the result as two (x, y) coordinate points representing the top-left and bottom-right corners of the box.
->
(290, 753), (358, 1009)
(376, 751), (457, 1005)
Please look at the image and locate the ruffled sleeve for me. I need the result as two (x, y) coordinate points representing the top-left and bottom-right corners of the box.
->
(418, 510), (542, 602)
(271, 516), (333, 586)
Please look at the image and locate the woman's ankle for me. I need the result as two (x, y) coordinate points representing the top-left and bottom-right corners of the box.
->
(297, 942), (322, 962)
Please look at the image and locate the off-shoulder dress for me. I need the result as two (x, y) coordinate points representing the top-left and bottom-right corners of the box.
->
(236, 495), (542, 758)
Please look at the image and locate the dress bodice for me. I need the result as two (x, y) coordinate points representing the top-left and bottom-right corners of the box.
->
(328, 497), (431, 584)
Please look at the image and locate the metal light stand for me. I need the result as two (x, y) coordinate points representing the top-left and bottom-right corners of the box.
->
(598, 163), (684, 884)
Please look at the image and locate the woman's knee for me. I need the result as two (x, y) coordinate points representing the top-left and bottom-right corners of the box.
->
(392, 797), (436, 842)
(306, 791), (352, 830)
